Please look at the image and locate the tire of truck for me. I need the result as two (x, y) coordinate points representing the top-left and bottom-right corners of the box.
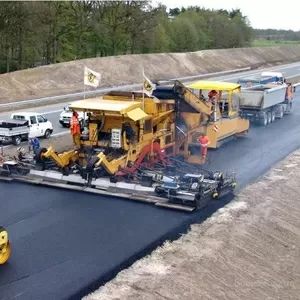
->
(284, 102), (292, 114)
(267, 112), (272, 124)
(276, 106), (284, 119)
(259, 113), (268, 126)
(271, 110), (276, 123)
(44, 129), (51, 139)
(13, 135), (22, 146)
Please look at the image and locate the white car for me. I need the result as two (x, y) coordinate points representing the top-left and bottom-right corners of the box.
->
(59, 104), (87, 127)
(11, 112), (53, 139)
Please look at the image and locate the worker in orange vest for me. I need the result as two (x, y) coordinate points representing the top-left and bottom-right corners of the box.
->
(70, 111), (81, 145)
(198, 133), (210, 159)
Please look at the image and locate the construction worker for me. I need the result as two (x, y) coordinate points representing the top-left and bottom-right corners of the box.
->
(286, 83), (293, 100)
(198, 133), (210, 159)
(70, 111), (81, 145)
(29, 136), (40, 155)
(208, 90), (218, 101)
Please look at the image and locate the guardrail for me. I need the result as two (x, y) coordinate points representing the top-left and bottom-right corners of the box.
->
(0, 67), (251, 111)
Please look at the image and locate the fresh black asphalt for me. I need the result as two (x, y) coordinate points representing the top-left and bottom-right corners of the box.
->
(1, 93), (299, 300)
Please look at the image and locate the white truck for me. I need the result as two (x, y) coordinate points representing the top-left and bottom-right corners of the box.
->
(239, 84), (292, 126)
(0, 119), (30, 145)
(59, 104), (87, 127)
(3, 112), (54, 144)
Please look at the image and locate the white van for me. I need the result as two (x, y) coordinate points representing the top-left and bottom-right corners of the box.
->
(11, 112), (53, 139)
(59, 104), (87, 127)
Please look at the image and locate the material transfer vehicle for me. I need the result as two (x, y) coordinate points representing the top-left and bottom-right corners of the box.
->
(0, 226), (10, 264)
(185, 80), (249, 150)
(11, 112), (53, 139)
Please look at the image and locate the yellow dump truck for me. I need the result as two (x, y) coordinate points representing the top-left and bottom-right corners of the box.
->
(0, 226), (10, 264)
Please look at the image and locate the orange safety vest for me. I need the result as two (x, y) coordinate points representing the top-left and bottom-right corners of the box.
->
(198, 136), (209, 146)
(287, 85), (293, 98)
(70, 116), (81, 135)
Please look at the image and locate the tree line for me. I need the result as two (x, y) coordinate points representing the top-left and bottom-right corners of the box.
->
(0, 1), (253, 74)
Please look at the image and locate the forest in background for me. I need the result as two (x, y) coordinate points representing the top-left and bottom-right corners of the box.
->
(0, 1), (254, 73)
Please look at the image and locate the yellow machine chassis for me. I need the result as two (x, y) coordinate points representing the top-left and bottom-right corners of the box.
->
(38, 80), (250, 172)
(0, 227), (10, 264)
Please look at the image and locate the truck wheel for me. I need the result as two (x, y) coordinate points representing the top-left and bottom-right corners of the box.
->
(13, 136), (22, 146)
(267, 112), (272, 124)
(271, 111), (276, 122)
(259, 114), (268, 126)
(285, 102), (292, 114)
(44, 129), (51, 139)
(277, 106), (284, 119)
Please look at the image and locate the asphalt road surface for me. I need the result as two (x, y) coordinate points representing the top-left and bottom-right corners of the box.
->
(1, 62), (300, 300)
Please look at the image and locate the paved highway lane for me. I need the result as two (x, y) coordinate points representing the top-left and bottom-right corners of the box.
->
(207, 93), (300, 188)
(1, 62), (300, 300)
(0, 182), (232, 300)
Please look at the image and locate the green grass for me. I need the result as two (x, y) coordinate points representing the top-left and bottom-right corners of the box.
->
(251, 40), (300, 47)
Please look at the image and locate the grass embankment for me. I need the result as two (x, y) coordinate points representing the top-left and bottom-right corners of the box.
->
(251, 40), (300, 47)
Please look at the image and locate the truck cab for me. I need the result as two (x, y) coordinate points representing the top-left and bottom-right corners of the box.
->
(59, 104), (87, 127)
(261, 71), (284, 83)
(238, 75), (281, 88)
(11, 112), (53, 139)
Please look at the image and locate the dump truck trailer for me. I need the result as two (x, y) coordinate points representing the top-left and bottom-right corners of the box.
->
(239, 84), (292, 126)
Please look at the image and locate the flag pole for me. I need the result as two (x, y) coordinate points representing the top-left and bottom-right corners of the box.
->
(83, 65), (86, 100)
(142, 67), (145, 111)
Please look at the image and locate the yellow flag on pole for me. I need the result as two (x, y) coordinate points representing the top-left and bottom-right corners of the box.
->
(84, 66), (101, 88)
(142, 69), (156, 96)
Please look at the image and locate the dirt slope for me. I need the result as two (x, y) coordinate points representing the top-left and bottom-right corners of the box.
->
(83, 150), (300, 300)
(1, 45), (300, 103)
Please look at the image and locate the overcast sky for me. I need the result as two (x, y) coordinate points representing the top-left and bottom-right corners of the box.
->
(157, 0), (299, 31)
